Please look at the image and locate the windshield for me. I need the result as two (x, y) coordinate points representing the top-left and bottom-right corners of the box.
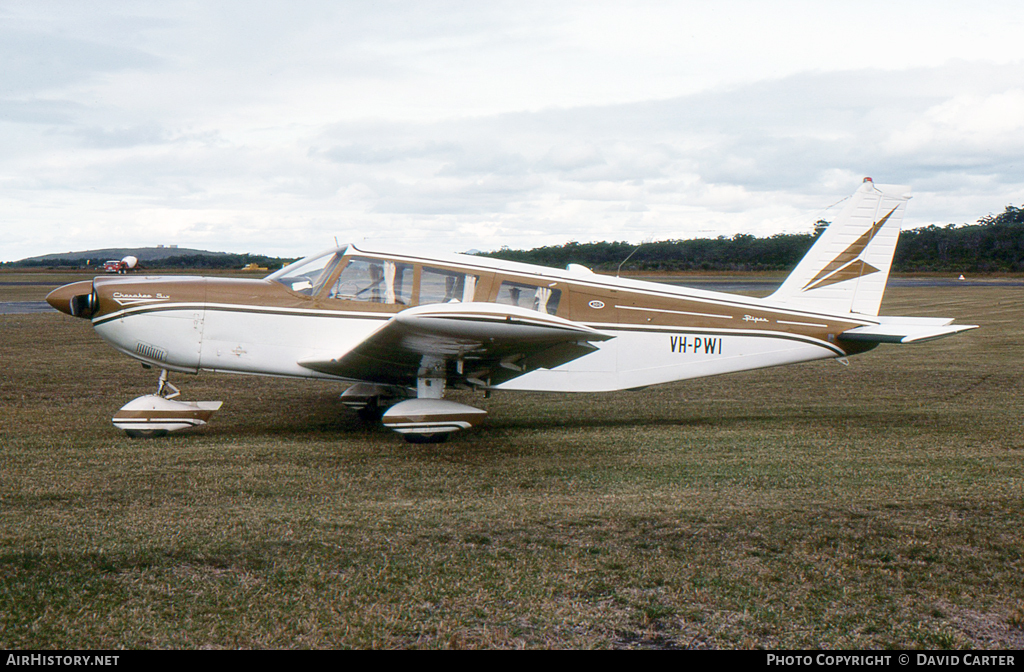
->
(266, 248), (344, 296)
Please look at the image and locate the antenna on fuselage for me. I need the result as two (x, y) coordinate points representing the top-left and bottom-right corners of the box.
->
(616, 237), (653, 277)
(334, 236), (340, 248)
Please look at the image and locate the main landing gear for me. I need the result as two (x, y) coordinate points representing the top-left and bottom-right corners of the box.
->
(342, 356), (488, 444)
(112, 369), (222, 438)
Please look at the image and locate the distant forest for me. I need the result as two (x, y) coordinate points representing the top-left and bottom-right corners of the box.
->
(8, 204), (1023, 274)
(482, 204), (1024, 273)
(137, 253), (287, 271)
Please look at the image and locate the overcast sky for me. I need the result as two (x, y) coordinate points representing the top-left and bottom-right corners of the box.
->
(3, 1), (1023, 261)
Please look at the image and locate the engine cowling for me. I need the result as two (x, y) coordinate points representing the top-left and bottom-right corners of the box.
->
(46, 281), (98, 318)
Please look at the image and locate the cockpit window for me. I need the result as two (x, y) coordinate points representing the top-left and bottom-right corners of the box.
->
(496, 280), (561, 315)
(420, 267), (477, 304)
(267, 250), (343, 296)
(328, 257), (413, 304)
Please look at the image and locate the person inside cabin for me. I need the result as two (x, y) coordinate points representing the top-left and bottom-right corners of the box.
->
(366, 262), (384, 302)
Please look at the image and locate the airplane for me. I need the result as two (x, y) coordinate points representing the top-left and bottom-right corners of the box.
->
(46, 178), (977, 442)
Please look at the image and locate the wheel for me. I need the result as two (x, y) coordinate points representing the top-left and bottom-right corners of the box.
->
(402, 432), (449, 444)
(125, 429), (169, 439)
(356, 400), (385, 423)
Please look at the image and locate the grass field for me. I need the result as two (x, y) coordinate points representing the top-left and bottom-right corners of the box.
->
(1, 276), (1021, 649)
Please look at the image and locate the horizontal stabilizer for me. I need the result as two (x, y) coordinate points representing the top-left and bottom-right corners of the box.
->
(840, 317), (978, 344)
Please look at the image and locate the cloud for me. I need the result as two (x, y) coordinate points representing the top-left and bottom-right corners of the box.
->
(0, 28), (161, 97)
(3, 3), (1024, 260)
(887, 89), (1024, 158)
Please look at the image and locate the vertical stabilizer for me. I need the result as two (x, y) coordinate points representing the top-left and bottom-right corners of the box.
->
(768, 178), (911, 316)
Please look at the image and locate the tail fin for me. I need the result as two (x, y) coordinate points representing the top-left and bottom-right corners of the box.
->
(768, 178), (911, 316)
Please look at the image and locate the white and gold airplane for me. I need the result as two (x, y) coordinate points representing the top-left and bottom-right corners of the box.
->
(47, 179), (976, 442)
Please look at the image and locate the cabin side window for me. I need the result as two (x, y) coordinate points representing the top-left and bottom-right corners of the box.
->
(495, 281), (561, 315)
(328, 257), (413, 304)
(419, 267), (477, 304)
(269, 251), (342, 296)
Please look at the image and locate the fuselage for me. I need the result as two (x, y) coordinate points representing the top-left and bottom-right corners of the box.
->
(48, 245), (879, 393)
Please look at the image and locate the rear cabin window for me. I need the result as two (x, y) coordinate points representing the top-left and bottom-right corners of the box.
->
(328, 258), (413, 304)
(419, 267), (477, 304)
(496, 281), (561, 315)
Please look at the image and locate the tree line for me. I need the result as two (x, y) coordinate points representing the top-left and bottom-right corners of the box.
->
(481, 204), (1024, 273)
(8, 204), (1022, 273)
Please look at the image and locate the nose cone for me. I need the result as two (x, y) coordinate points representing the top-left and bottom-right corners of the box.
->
(46, 281), (94, 317)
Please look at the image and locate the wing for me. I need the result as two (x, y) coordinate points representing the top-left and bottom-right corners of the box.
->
(298, 302), (614, 387)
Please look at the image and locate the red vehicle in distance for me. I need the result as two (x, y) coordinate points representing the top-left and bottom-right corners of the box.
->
(103, 256), (139, 274)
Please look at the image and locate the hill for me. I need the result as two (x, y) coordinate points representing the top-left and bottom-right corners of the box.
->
(7, 247), (289, 271)
(16, 246), (230, 264)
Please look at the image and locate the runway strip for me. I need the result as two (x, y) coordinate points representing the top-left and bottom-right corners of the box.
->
(0, 301), (54, 314)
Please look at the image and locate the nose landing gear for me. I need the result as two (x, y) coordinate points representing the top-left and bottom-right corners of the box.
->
(113, 370), (222, 438)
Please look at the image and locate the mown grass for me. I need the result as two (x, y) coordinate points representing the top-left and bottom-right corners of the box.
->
(0, 280), (1021, 649)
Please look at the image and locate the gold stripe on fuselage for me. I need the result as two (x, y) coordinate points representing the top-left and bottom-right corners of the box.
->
(88, 247), (877, 357)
